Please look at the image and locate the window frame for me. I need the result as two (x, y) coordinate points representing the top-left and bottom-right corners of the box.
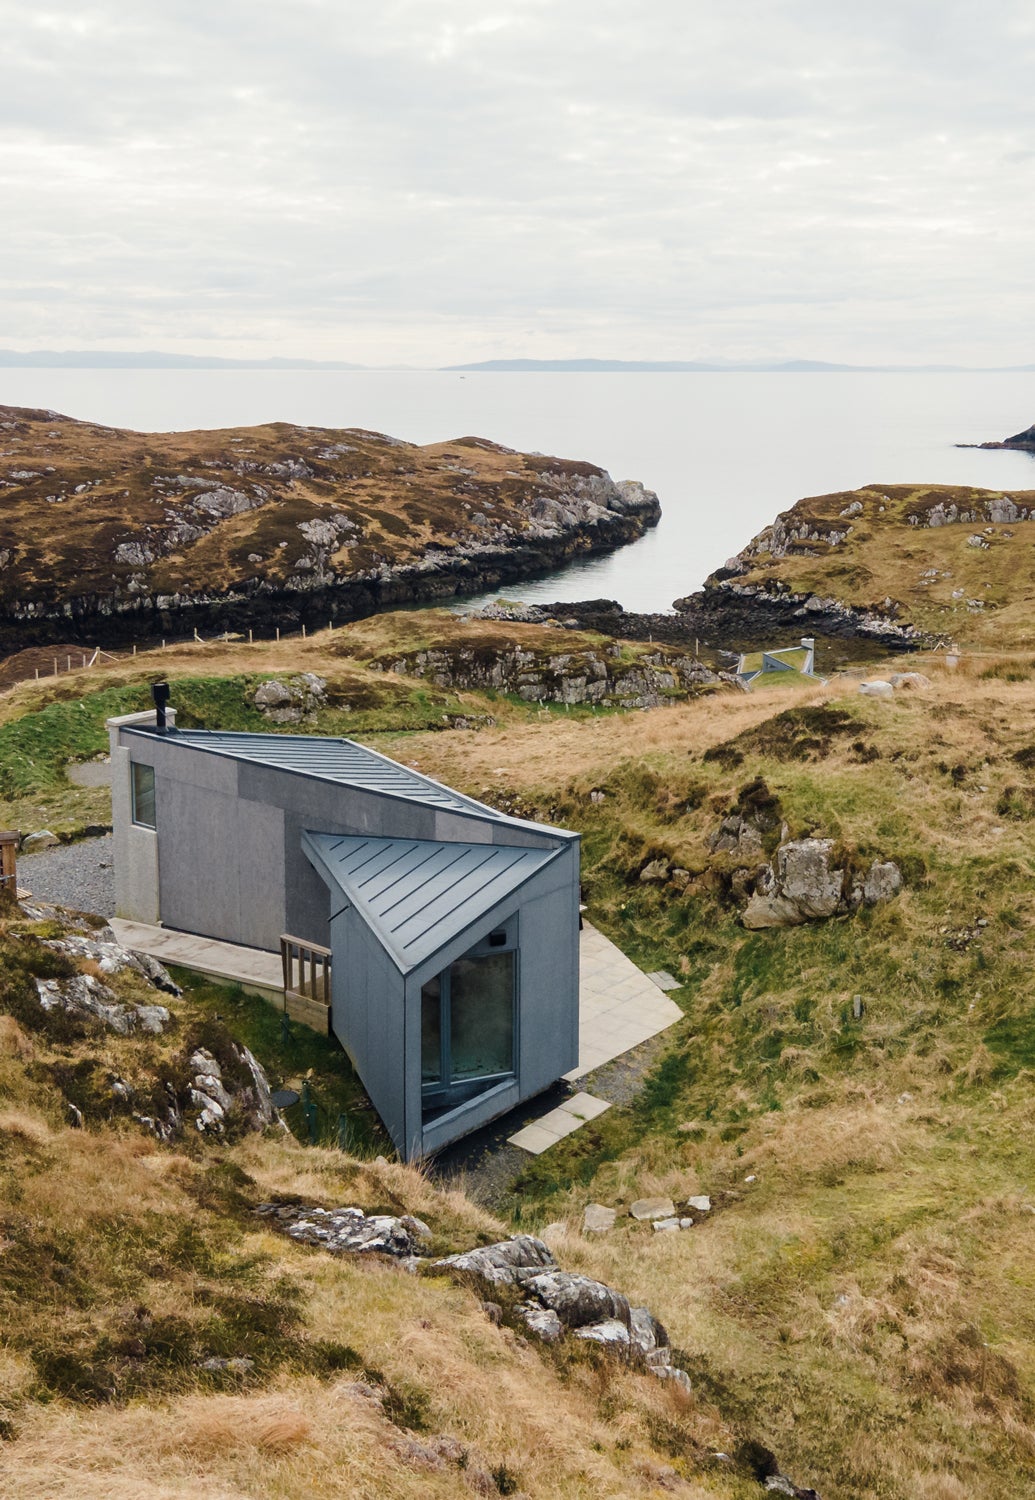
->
(131, 761), (157, 829)
(421, 919), (518, 1116)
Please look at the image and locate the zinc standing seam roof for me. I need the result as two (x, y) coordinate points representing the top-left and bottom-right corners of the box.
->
(137, 728), (499, 817)
(302, 831), (561, 972)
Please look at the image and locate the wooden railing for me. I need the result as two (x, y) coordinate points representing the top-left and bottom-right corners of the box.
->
(0, 831), (17, 898)
(280, 934), (332, 1034)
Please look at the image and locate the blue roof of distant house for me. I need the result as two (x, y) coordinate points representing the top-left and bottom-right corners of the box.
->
(302, 831), (561, 971)
(125, 727), (501, 817)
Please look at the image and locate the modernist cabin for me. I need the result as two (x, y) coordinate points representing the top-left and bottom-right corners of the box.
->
(108, 702), (580, 1160)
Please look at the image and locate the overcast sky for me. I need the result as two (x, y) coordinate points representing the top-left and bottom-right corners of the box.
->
(2, 0), (1033, 365)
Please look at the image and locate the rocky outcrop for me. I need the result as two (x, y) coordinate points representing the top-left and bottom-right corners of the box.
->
(253, 672), (328, 723)
(33, 972), (172, 1036)
(371, 641), (724, 709)
(255, 1202), (432, 1258)
(435, 1234), (687, 1387)
(673, 579), (923, 650)
(960, 421), (1035, 454)
(741, 838), (902, 929)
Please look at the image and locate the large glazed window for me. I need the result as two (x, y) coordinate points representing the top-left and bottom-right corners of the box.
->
(421, 931), (516, 1118)
(131, 762), (156, 828)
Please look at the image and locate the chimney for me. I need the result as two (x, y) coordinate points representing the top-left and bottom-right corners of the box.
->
(151, 681), (171, 731)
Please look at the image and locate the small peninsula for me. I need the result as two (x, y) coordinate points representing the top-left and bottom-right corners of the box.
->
(0, 406), (659, 651)
(959, 420), (1035, 453)
(672, 481), (1035, 652)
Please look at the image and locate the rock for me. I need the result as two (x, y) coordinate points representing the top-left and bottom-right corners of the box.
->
(652, 1217), (681, 1232)
(41, 934), (181, 995)
(34, 974), (170, 1036)
(862, 860), (902, 905)
(858, 680), (895, 698)
(21, 830), (59, 851)
(687, 1194), (711, 1213)
(574, 1319), (631, 1348)
(252, 673), (327, 723)
(629, 1305), (669, 1357)
(583, 1202), (616, 1234)
(652, 1366), (693, 1393)
(519, 1303), (564, 1342)
(630, 1196), (676, 1221)
(889, 671), (931, 689)
(259, 1203), (432, 1258)
(743, 839), (844, 928)
(435, 1235), (556, 1286)
(639, 858), (671, 883)
(679, 1217), (694, 1229)
(200, 1356), (255, 1374)
(480, 1301), (503, 1324)
(524, 1270), (631, 1329)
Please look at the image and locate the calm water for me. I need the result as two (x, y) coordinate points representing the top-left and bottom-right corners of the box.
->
(3, 369), (1034, 611)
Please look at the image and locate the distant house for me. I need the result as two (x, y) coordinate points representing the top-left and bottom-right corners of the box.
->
(107, 697), (580, 1160)
(735, 637), (820, 690)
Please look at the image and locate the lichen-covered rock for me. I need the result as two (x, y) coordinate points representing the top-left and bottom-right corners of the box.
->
(253, 673), (327, 723)
(519, 1303), (564, 1342)
(42, 933), (181, 994)
(434, 1234), (557, 1286)
(34, 974), (172, 1035)
(742, 840), (901, 928)
(257, 1202), (432, 1258)
(524, 1271), (631, 1330)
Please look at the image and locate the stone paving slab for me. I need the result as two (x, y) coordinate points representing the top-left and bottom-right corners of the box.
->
(508, 1091), (611, 1154)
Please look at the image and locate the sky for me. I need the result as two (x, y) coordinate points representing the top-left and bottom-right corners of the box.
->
(2, 0), (1034, 366)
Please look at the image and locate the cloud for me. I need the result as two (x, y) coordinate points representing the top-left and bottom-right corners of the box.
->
(0, 0), (1032, 362)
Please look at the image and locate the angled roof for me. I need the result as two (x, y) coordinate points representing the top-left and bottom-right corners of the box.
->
(302, 830), (561, 972)
(126, 727), (501, 818)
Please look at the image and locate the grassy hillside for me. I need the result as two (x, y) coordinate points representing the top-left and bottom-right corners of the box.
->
(396, 654), (1035, 1499)
(706, 482), (1035, 649)
(4, 630), (1035, 1496)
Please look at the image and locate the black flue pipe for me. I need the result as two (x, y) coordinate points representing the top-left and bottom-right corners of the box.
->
(151, 680), (171, 731)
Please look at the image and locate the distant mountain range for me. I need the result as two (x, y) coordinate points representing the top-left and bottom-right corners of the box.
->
(0, 349), (1032, 373)
(443, 357), (1035, 373)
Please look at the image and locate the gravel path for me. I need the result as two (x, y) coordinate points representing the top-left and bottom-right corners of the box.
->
(17, 834), (115, 918)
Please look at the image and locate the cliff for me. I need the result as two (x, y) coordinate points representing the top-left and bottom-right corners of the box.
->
(674, 481), (1035, 651)
(0, 406), (659, 650)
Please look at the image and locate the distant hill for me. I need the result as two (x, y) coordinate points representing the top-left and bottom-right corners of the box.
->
(443, 356), (1035, 373)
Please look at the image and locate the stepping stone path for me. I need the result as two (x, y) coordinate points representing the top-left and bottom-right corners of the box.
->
(583, 1202), (617, 1233)
(630, 1196), (676, 1221)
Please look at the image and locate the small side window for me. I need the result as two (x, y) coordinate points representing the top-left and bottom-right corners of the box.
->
(131, 762), (156, 828)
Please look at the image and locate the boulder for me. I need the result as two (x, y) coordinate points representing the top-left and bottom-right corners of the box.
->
(629, 1305), (668, 1357)
(524, 1270), (631, 1329)
(639, 858), (671, 883)
(743, 839), (844, 928)
(859, 680), (894, 698)
(519, 1303), (564, 1342)
(583, 1202), (616, 1234)
(862, 859), (902, 905)
(889, 671), (931, 689)
(652, 1218), (681, 1232)
(21, 830), (59, 852)
(630, 1196), (676, 1221)
(435, 1235), (556, 1287)
(687, 1195), (711, 1213)
(259, 1203), (431, 1259)
(575, 1319), (630, 1348)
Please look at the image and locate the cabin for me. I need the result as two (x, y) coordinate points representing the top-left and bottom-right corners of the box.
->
(107, 694), (580, 1160)
(735, 637), (819, 690)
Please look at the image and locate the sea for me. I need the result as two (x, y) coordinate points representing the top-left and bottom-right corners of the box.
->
(3, 368), (1035, 613)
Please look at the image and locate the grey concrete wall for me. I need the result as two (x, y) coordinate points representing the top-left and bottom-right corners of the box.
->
(108, 710), (175, 924)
